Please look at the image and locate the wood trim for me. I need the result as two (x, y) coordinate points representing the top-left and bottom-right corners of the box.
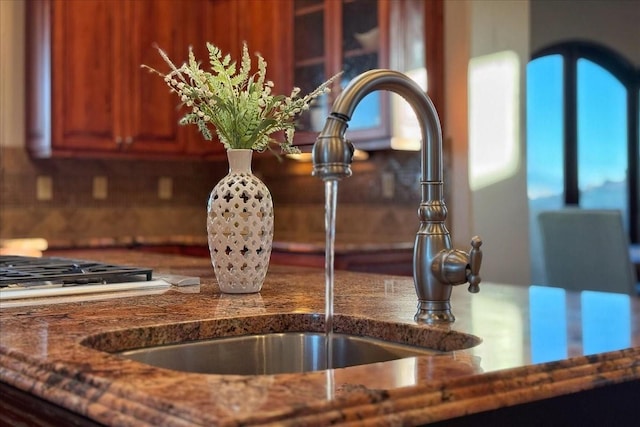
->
(424, 0), (444, 125)
(0, 382), (103, 427)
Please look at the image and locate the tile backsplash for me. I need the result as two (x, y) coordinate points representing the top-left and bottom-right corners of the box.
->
(0, 146), (438, 248)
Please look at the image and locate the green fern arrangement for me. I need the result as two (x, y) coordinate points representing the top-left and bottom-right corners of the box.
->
(143, 42), (340, 155)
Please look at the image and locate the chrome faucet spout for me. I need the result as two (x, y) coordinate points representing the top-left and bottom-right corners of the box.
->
(312, 69), (483, 324)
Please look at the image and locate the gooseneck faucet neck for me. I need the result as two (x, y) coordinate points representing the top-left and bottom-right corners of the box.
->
(318, 69), (442, 184)
(312, 69), (482, 324)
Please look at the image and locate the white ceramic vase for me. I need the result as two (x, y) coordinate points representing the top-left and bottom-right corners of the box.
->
(207, 149), (273, 293)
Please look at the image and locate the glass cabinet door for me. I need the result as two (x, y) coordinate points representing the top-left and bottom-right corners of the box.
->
(340, 0), (383, 132)
(293, 0), (389, 144)
(293, 0), (329, 134)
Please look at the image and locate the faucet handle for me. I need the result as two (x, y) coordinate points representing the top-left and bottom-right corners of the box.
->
(467, 236), (482, 293)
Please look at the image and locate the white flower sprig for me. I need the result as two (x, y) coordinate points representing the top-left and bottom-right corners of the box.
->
(142, 42), (341, 155)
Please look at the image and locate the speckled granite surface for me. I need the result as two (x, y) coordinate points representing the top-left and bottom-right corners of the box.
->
(1, 249), (639, 426)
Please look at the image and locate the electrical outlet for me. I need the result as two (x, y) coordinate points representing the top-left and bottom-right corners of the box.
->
(382, 172), (395, 199)
(92, 176), (108, 200)
(158, 177), (173, 200)
(36, 176), (53, 201)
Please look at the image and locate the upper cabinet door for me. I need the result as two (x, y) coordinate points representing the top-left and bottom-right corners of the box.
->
(123, 0), (196, 155)
(48, 0), (123, 153)
(236, 0), (293, 94)
(337, 0), (390, 140)
(27, 0), (217, 159)
(292, 0), (390, 146)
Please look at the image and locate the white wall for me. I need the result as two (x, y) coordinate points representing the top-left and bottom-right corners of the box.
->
(0, 0), (26, 148)
(531, 0), (640, 64)
(446, 0), (531, 285)
(445, 0), (471, 248)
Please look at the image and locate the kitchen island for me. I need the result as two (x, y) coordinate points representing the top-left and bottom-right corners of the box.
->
(1, 249), (639, 426)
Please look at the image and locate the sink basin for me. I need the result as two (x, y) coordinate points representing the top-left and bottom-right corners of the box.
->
(117, 332), (440, 375)
(82, 313), (480, 375)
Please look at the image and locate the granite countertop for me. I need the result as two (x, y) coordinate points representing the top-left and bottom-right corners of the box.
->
(1, 249), (639, 426)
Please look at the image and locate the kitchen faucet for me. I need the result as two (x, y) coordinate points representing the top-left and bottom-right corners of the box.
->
(312, 69), (483, 324)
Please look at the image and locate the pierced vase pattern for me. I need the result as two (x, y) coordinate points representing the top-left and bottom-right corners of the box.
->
(207, 149), (273, 293)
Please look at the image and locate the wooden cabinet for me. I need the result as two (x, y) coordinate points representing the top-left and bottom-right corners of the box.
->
(27, 0), (221, 159)
(235, 0), (293, 95)
(26, 0), (441, 158)
(1, 382), (103, 427)
(291, 0), (443, 149)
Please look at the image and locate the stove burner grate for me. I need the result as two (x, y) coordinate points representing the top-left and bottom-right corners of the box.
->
(0, 256), (153, 287)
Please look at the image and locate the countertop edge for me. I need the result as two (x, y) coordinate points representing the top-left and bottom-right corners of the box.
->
(2, 345), (639, 426)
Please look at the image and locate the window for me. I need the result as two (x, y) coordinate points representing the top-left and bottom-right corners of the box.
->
(577, 59), (628, 216)
(527, 41), (639, 243)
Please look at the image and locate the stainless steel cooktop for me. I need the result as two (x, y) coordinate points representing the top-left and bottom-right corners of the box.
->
(0, 255), (153, 287)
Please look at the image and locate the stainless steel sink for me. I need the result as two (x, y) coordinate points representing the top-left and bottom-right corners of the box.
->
(83, 313), (481, 376)
(117, 332), (441, 375)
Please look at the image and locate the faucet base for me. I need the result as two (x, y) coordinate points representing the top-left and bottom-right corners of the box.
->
(414, 300), (455, 324)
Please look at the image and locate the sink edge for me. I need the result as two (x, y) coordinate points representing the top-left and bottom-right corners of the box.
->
(80, 312), (481, 354)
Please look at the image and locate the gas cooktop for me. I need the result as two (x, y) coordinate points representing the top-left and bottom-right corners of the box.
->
(0, 255), (153, 287)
